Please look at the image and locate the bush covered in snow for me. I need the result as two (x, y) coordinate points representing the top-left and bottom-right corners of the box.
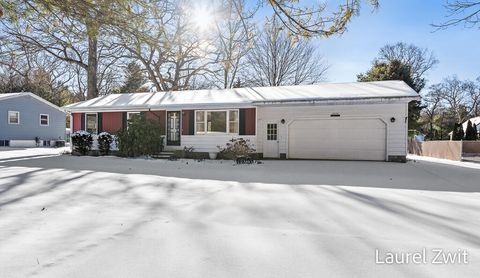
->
(217, 138), (256, 160)
(71, 130), (93, 155)
(98, 132), (114, 155)
(116, 114), (164, 157)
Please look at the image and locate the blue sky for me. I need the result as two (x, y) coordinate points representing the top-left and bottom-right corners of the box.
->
(254, 0), (480, 87)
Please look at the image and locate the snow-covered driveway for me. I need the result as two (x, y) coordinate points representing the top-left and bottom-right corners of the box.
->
(0, 150), (480, 277)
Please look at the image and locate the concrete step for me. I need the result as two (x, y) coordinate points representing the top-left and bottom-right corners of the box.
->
(151, 152), (175, 159)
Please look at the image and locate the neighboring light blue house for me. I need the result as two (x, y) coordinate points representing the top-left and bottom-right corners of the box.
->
(0, 93), (66, 147)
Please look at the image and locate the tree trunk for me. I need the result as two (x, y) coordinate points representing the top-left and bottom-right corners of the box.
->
(87, 32), (98, 99)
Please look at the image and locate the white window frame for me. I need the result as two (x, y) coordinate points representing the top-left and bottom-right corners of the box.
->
(8, 111), (20, 125)
(127, 112), (141, 120)
(127, 112), (141, 129)
(228, 110), (239, 134)
(195, 109), (239, 135)
(40, 114), (49, 126)
(85, 113), (98, 134)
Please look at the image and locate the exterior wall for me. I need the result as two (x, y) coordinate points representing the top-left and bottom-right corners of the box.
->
(173, 135), (257, 153)
(102, 112), (123, 134)
(0, 95), (66, 141)
(146, 110), (166, 135)
(181, 110), (194, 135)
(256, 102), (408, 160)
(239, 108), (256, 135)
(72, 113), (83, 132)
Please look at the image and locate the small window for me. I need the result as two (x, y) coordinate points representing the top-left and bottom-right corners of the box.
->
(267, 123), (277, 141)
(127, 112), (141, 121)
(126, 112), (141, 129)
(229, 110), (239, 134)
(40, 114), (49, 126)
(196, 111), (206, 133)
(86, 113), (97, 134)
(8, 111), (19, 124)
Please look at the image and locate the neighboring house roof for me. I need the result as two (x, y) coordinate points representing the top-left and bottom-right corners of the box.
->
(65, 80), (420, 112)
(462, 116), (480, 132)
(0, 92), (64, 112)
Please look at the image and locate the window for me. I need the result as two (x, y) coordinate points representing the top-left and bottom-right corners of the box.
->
(8, 111), (19, 124)
(40, 114), (49, 126)
(207, 111), (227, 133)
(195, 110), (239, 134)
(127, 112), (141, 121)
(229, 110), (239, 133)
(126, 112), (141, 129)
(267, 123), (277, 141)
(86, 113), (97, 134)
(196, 111), (205, 133)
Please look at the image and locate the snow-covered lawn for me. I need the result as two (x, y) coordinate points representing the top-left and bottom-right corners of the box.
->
(1, 150), (480, 277)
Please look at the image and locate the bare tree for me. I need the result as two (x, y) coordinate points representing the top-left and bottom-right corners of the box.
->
(117, 1), (221, 91)
(246, 19), (328, 86)
(436, 76), (480, 123)
(464, 78), (480, 116)
(377, 42), (438, 92)
(0, 0), (152, 99)
(214, 0), (255, 89)
(434, 0), (480, 29)
(422, 84), (444, 139)
(266, 0), (379, 37)
(0, 38), (78, 105)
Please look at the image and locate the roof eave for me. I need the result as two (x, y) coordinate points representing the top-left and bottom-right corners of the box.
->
(253, 95), (420, 106)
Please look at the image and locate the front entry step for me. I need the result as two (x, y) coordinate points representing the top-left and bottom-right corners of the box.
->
(151, 152), (175, 159)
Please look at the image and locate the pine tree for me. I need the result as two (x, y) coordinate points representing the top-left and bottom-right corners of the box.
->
(465, 121), (477, 140)
(119, 62), (145, 94)
(452, 123), (465, 140)
(357, 59), (425, 130)
(474, 123), (479, 140)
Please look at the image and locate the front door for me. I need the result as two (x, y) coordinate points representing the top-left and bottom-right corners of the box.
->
(167, 111), (181, 146)
(263, 123), (279, 158)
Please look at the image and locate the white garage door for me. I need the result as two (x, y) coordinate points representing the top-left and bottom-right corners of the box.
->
(288, 118), (386, 161)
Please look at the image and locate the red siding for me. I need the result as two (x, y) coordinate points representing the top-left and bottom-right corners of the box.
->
(182, 110), (193, 135)
(146, 110), (166, 135)
(244, 108), (256, 135)
(72, 113), (82, 132)
(102, 112), (123, 134)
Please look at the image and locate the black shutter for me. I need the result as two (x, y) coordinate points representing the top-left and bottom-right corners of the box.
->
(140, 111), (146, 118)
(80, 113), (85, 130)
(239, 109), (246, 135)
(122, 112), (128, 130)
(97, 112), (103, 133)
(189, 111), (195, 135)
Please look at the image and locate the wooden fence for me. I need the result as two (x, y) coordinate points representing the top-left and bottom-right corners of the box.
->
(408, 140), (480, 161)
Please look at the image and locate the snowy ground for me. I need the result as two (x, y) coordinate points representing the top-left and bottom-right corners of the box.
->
(0, 149), (480, 277)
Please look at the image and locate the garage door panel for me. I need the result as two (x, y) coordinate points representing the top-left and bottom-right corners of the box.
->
(288, 119), (386, 161)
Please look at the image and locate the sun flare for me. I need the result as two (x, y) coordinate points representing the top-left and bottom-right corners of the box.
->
(190, 4), (215, 32)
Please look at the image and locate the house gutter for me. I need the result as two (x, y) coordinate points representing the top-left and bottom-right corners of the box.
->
(252, 95), (420, 106)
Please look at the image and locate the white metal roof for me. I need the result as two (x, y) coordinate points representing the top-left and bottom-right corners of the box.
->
(65, 81), (419, 112)
(0, 92), (64, 112)
(462, 116), (480, 131)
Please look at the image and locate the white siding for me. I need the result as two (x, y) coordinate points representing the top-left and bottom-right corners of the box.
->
(256, 102), (408, 160)
(166, 135), (257, 153)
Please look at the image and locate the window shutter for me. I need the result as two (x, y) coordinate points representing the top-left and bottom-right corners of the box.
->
(80, 113), (85, 130)
(189, 110), (195, 135)
(239, 109), (246, 135)
(98, 112), (103, 133)
(122, 112), (128, 130)
(140, 111), (146, 118)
